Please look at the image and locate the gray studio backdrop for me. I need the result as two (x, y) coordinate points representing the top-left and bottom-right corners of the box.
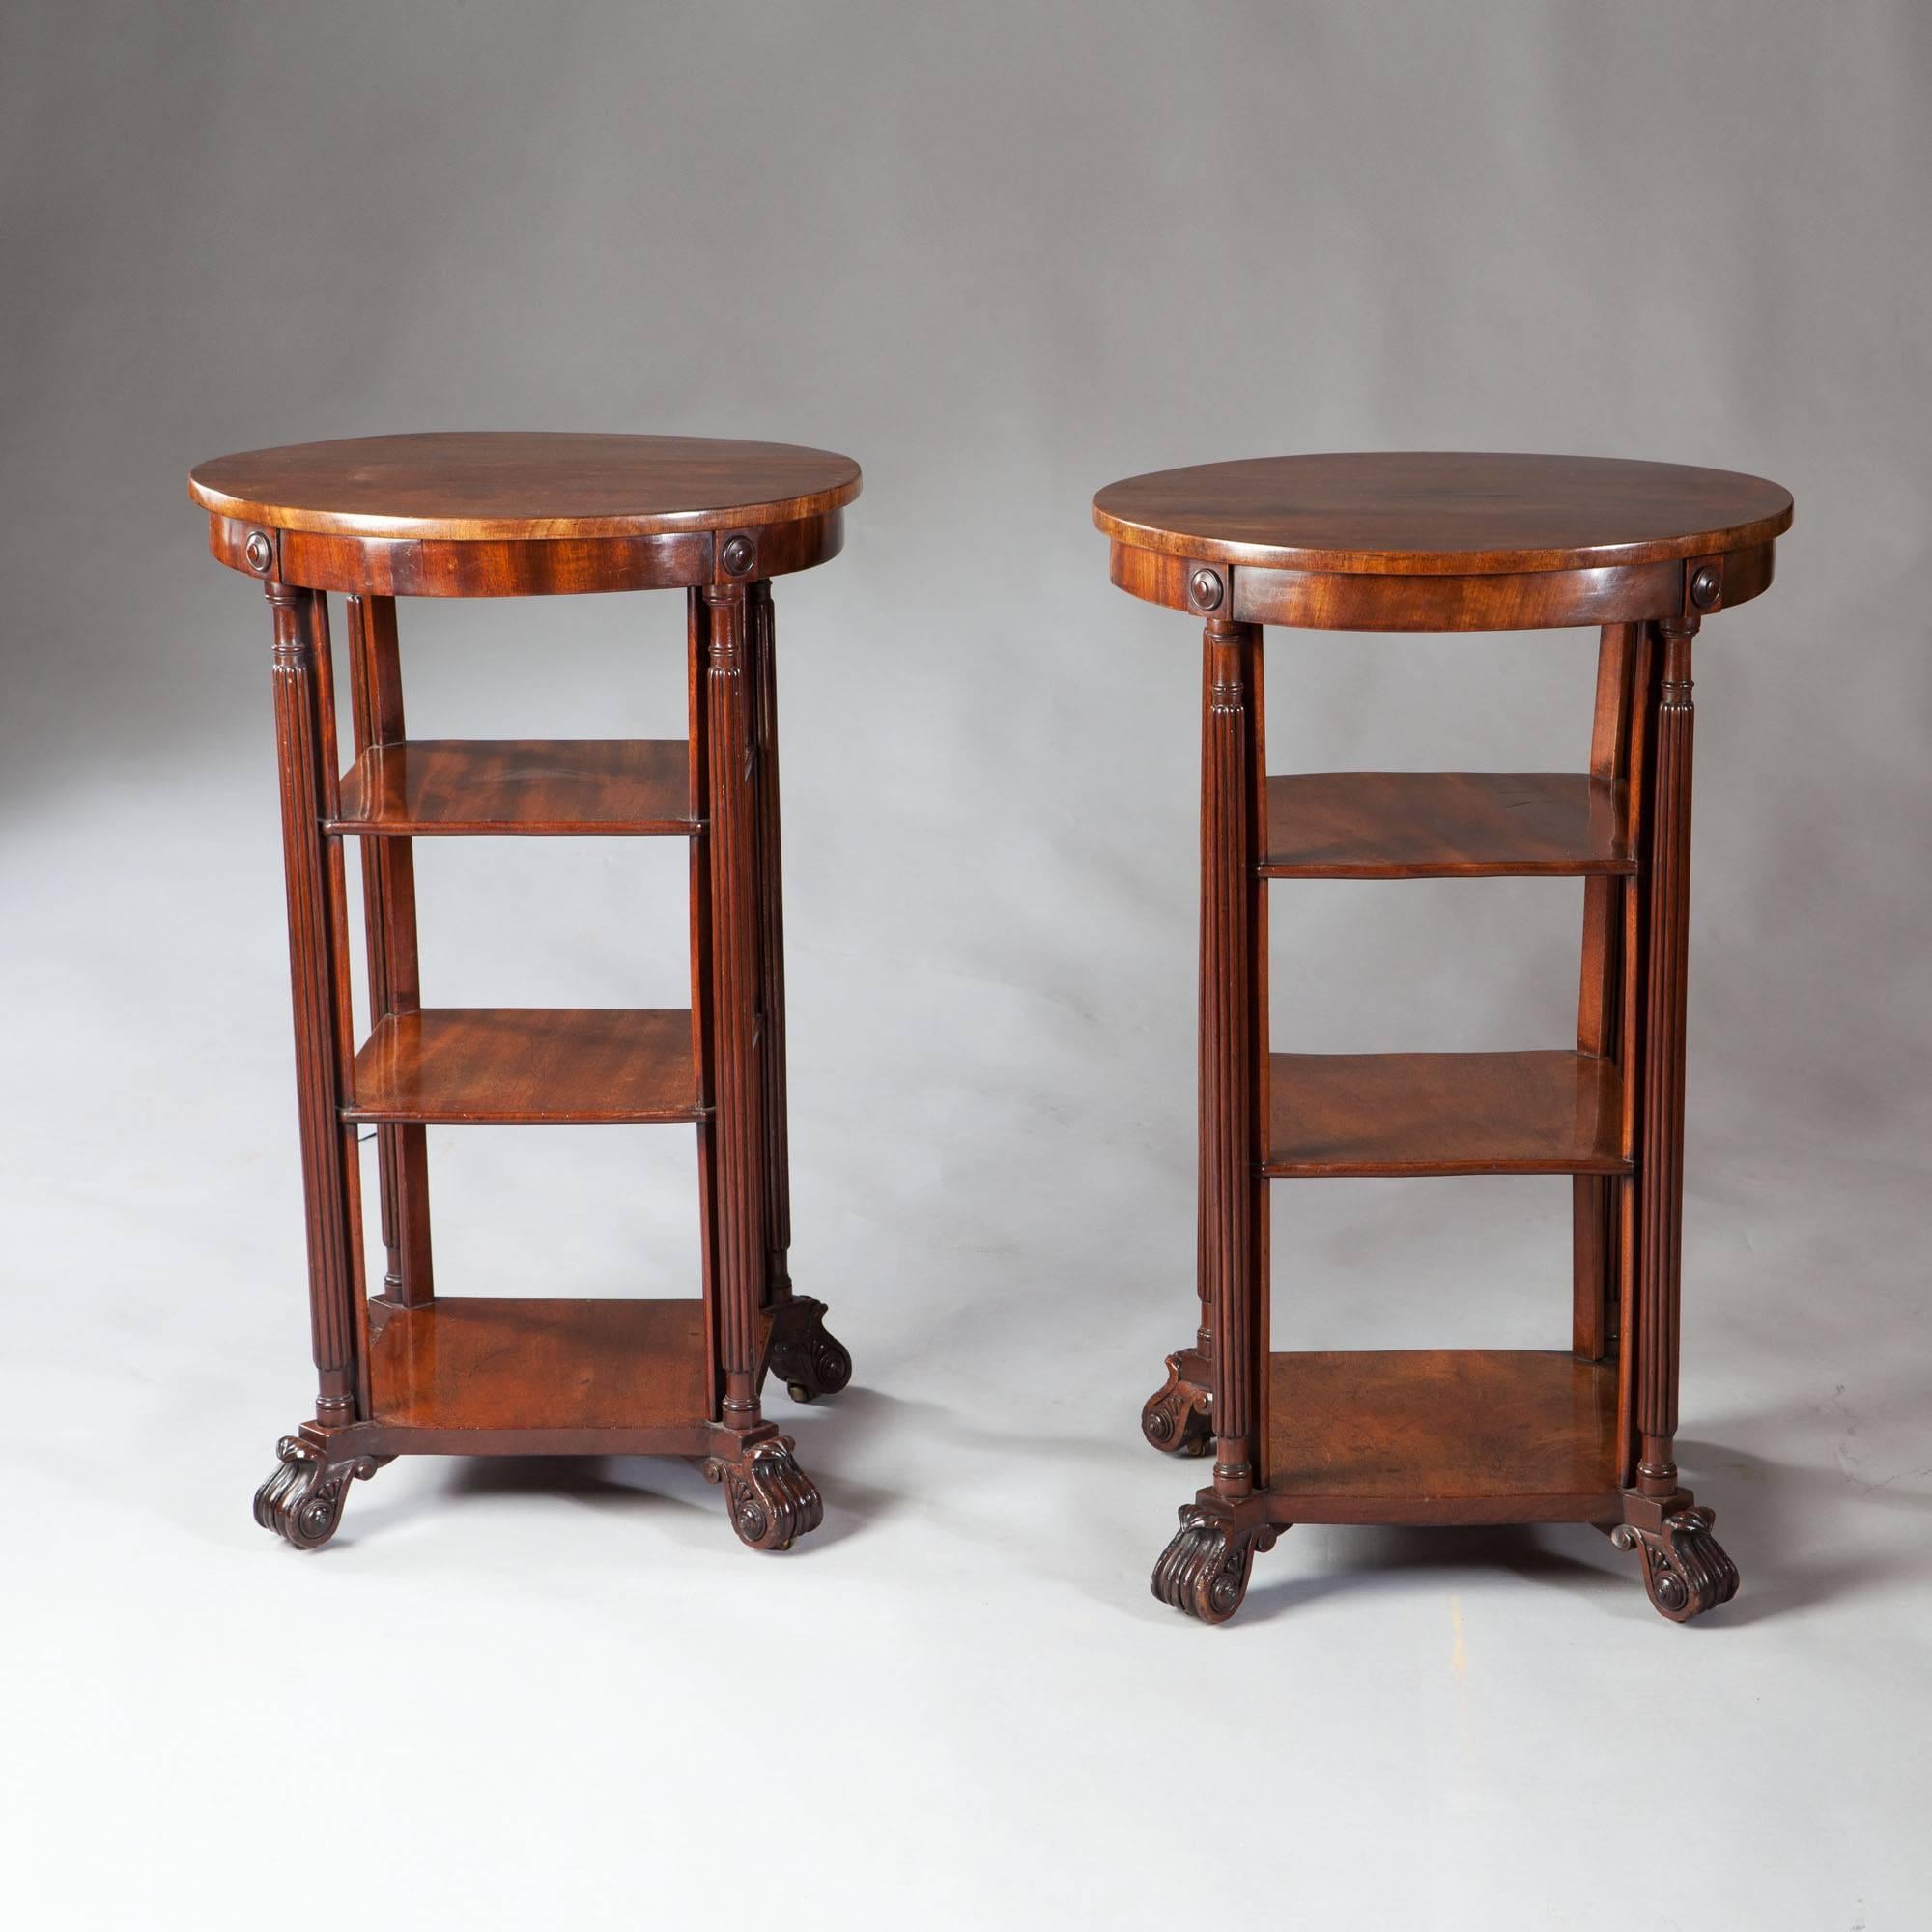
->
(4, 5), (1928, 1929)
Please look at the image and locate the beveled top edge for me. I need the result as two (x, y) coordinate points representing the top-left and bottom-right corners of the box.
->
(188, 431), (862, 540)
(1093, 451), (1793, 575)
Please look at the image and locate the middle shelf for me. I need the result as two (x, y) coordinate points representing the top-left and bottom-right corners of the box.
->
(344, 1009), (700, 1125)
(1266, 1050), (1628, 1177)
(329, 739), (696, 836)
(1263, 771), (1631, 877)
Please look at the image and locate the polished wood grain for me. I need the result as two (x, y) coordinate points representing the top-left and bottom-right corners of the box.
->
(1123, 450), (1778, 1623)
(1263, 772), (1631, 877)
(345, 594), (433, 1307)
(367, 1297), (707, 1433)
(1094, 451), (1791, 573)
(1264, 1350), (1619, 1523)
(330, 740), (694, 835)
(1110, 536), (1779, 630)
(190, 431), (861, 540)
(1266, 1050), (1626, 1177)
(209, 437), (852, 1554)
(346, 1009), (698, 1124)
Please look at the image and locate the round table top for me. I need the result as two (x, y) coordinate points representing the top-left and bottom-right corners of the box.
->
(1093, 451), (1792, 575)
(188, 432), (863, 541)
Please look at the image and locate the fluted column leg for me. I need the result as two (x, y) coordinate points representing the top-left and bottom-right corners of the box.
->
(703, 582), (768, 1432)
(1635, 616), (1696, 1498)
(253, 580), (377, 1548)
(1151, 603), (1275, 1623)
(697, 578), (822, 1550)
(1201, 615), (1263, 1503)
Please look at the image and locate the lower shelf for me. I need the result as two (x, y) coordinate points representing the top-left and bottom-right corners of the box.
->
(1265, 1348), (1621, 1524)
(367, 1297), (709, 1437)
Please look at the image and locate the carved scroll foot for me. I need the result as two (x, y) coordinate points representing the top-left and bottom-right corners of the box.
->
(766, 1296), (852, 1405)
(1151, 1505), (1278, 1625)
(1141, 1350), (1213, 1457)
(1611, 1506), (1740, 1623)
(252, 1435), (378, 1551)
(704, 1436), (824, 1551)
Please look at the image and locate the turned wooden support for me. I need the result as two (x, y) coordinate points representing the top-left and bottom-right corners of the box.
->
(1200, 613), (1263, 1498)
(266, 582), (364, 1426)
(749, 581), (793, 1306)
(703, 582), (768, 1426)
(1636, 615), (1697, 1496)
(344, 593), (432, 1307)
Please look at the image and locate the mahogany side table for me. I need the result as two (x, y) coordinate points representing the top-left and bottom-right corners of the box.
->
(1094, 452), (1793, 1624)
(189, 432), (860, 1552)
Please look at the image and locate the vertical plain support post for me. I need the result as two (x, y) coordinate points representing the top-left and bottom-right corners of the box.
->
(1200, 610), (1263, 1501)
(749, 580), (793, 1308)
(703, 581), (768, 1431)
(1574, 621), (1635, 1360)
(267, 582), (364, 1428)
(1635, 615), (1697, 1497)
(345, 593), (432, 1307)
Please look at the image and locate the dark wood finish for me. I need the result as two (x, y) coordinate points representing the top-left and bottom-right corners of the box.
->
(266, 583), (364, 1431)
(347, 1009), (697, 1125)
(367, 1297), (706, 1433)
(1572, 624), (1637, 1362)
(1105, 450), (1784, 1623)
(1201, 618), (1264, 1505)
(1636, 618), (1698, 1500)
(344, 594), (432, 1307)
(751, 582), (796, 1313)
(1264, 1350), (1619, 1524)
(1266, 1051), (1627, 1178)
(1094, 452), (1792, 574)
(212, 517), (847, 600)
(701, 582), (768, 1435)
(1109, 536), (1780, 632)
(201, 433), (858, 1552)
(191, 432), (861, 540)
(1264, 772), (1631, 878)
(331, 740), (694, 836)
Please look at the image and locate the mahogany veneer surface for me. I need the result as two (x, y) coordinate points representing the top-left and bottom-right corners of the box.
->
(367, 1297), (707, 1432)
(1264, 772), (1631, 877)
(1266, 1349), (1620, 1520)
(347, 1009), (697, 1124)
(1267, 1050), (1627, 1176)
(331, 739), (694, 835)
(1093, 451), (1792, 573)
(188, 431), (863, 540)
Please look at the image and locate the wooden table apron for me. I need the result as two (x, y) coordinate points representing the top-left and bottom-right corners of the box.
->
(1105, 488), (1783, 1626)
(199, 497), (851, 1554)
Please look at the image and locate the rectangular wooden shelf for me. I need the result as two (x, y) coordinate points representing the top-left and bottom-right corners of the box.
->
(329, 739), (694, 835)
(345, 1009), (699, 1124)
(1266, 1049), (1627, 1176)
(1263, 772), (1631, 877)
(1266, 1349), (1621, 1523)
(367, 1297), (708, 1435)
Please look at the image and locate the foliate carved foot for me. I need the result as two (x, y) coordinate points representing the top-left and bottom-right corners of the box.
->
(767, 1297), (852, 1405)
(1141, 1352), (1213, 1457)
(1611, 1507), (1740, 1623)
(1151, 1505), (1278, 1625)
(704, 1436), (824, 1551)
(252, 1435), (377, 1551)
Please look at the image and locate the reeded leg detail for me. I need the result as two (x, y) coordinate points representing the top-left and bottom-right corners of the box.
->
(766, 1296), (852, 1405)
(1611, 1506), (1739, 1623)
(704, 1436), (824, 1551)
(252, 1435), (378, 1551)
(1151, 1505), (1278, 1624)
(1142, 1350), (1214, 1456)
